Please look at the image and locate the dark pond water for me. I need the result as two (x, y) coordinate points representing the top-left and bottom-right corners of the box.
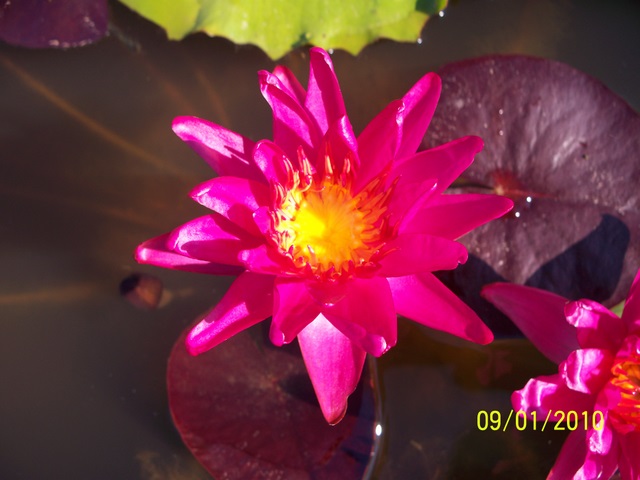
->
(1, 0), (639, 478)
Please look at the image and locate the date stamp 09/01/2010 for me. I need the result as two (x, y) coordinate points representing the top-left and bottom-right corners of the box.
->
(476, 409), (605, 432)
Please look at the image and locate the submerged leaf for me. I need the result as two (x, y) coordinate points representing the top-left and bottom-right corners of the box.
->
(118, 0), (448, 59)
(0, 0), (108, 48)
(426, 55), (640, 326)
(167, 322), (375, 479)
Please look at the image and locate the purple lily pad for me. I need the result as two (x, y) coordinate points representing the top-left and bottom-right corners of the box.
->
(426, 55), (640, 325)
(167, 322), (375, 480)
(0, 0), (108, 48)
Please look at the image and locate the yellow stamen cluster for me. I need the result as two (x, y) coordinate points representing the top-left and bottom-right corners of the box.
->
(610, 353), (640, 431)
(268, 148), (395, 281)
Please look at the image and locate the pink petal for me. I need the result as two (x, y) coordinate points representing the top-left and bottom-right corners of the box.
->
(186, 272), (275, 355)
(259, 70), (321, 161)
(239, 243), (291, 275)
(272, 65), (306, 104)
(511, 374), (593, 418)
(135, 233), (243, 275)
(354, 99), (403, 192)
(578, 422), (618, 480)
(618, 431), (640, 480)
(399, 193), (513, 239)
(324, 276), (397, 357)
(167, 214), (259, 265)
(388, 272), (493, 344)
(377, 233), (468, 277)
(318, 115), (359, 174)
(252, 139), (292, 185)
(390, 136), (483, 208)
(297, 313), (367, 424)
(172, 116), (263, 181)
(481, 283), (578, 363)
(622, 267), (640, 334)
(560, 348), (614, 394)
(547, 429), (587, 480)
(564, 299), (627, 351)
(396, 72), (441, 159)
(305, 48), (346, 135)
(270, 278), (320, 346)
(190, 176), (269, 235)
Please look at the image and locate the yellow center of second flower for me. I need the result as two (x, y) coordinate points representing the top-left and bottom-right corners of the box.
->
(269, 149), (395, 280)
(609, 352), (640, 432)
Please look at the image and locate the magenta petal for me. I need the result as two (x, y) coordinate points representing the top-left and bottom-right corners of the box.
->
(324, 277), (397, 357)
(388, 273), (493, 344)
(320, 115), (359, 173)
(186, 272), (275, 355)
(135, 233), (243, 275)
(511, 374), (594, 418)
(354, 99), (403, 192)
(272, 65), (306, 104)
(481, 283), (578, 363)
(297, 314), (367, 424)
(400, 193), (513, 238)
(391, 136), (483, 204)
(190, 176), (269, 235)
(564, 299), (627, 350)
(305, 48), (346, 134)
(396, 72), (441, 159)
(271, 278), (321, 346)
(547, 429), (587, 480)
(378, 233), (468, 277)
(172, 116), (262, 181)
(618, 432), (640, 480)
(253, 140), (292, 185)
(560, 348), (614, 394)
(240, 244), (290, 275)
(167, 214), (258, 265)
(622, 267), (640, 334)
(259, 70), (321, 161)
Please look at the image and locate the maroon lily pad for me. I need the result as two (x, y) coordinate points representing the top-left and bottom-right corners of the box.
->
(0, 0), (108, 48)
(425, 55), (640, 328)
(167, 322), (375, 480)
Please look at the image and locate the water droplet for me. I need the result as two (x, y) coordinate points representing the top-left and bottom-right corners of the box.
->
(328, 48), (334, 54)
(498, 108), (504, 115)
(498, 129), (504, 136)
(438, 10), (445, 17)
(375, 424), (383, 436)
(514, 211), (521, 218)
(526, 196), (532, 203)
(416, 37), (423, 45)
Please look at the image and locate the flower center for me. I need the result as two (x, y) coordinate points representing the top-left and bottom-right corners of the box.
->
(609, 350), (640, 432)
(268, 148), (395, 281)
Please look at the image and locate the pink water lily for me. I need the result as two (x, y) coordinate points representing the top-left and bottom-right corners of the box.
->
(136, 48), (513, 424)
(483, 271), (640, 480)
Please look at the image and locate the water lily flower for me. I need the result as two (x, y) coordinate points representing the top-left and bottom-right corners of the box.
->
(136, 48), (513, 424)
(483, 272), (640, 480)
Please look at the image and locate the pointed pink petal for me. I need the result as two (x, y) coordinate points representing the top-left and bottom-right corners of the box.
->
(324, 277), (397, 357)
(297, 313), (366, 424)
(399, 193), (513, 238)
(394, 179), (439, 230)
(481, 283), (578, 363)
(547, 429), (587, 480)
(270, 278), (320, 346)
(560, 348), (614, 394)
(172, 116), (262, 181)
(378, 233), (468, 277)
(388, 273), (493, 344)
(564, 299), (627, 351)
(578, 422), (618, 479)
(318, 115), (359, 174)
(622, 267), (640, 333)
(396, 72), (441, 159)
(390, 136), (483, 209)
(167, 214), (259, 265)
(305, 48), (346, 134)
(618, 432), (640, 480)
(259, 70), (321, 161)
(239, 243), (290, 275)
(135, 233), (243, 275)
(272, 65), (306, 104)
(186, 272), (275, 355)
(190, 176), (269, 235)
(511, 374), (593, 418)
(354, 99), (403, 192)
(252, 139), (292, 185)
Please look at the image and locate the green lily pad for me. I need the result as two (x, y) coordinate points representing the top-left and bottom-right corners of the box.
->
(118, 0), (447, 59)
